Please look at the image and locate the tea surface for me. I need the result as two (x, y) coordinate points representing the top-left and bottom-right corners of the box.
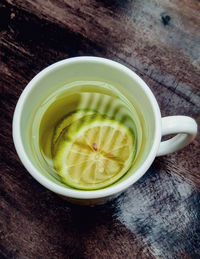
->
(37, 81), (144, 189)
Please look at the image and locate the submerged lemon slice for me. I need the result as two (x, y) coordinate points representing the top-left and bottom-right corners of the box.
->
(52, 110), (96, 155)
(53, 118), (136, 190)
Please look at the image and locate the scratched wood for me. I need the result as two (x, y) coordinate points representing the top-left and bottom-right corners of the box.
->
(0, 0), (200, 258)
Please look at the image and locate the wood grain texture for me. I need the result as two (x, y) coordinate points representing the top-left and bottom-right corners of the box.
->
(0, 0), (200, 258)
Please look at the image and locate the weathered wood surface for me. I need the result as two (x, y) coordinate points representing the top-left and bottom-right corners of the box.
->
(0, 0), (200, 258)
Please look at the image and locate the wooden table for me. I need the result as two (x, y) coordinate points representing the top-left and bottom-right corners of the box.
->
(1, 0), (200, 258)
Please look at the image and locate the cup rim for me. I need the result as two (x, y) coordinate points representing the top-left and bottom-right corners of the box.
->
(13, 56), (161, 199)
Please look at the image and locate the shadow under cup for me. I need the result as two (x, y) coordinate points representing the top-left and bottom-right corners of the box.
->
(17, 58), (158, 197)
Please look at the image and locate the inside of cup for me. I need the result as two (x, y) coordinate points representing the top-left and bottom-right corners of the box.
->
(19, 58), (158, 190)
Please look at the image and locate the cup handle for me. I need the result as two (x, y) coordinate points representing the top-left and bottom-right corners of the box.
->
(156, 116), (198, 156)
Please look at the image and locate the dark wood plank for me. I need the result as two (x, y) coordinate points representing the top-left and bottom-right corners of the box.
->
(1, 0), (200, 258)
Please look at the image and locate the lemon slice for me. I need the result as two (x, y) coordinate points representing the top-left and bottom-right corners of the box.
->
(53, 118), (136, 190)
(52, 110), (96, 154)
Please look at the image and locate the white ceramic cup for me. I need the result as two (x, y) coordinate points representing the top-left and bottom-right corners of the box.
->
(13, 57), (197, 205)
